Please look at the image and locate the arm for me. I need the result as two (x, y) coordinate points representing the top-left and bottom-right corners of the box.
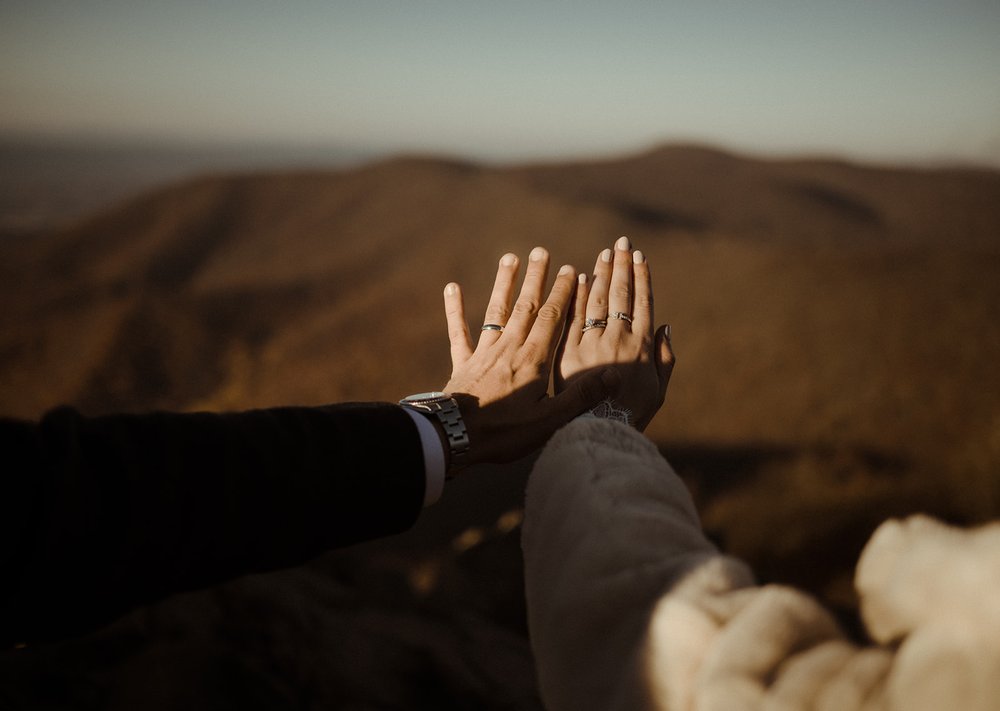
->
(524, 417), (748, 710)
(525, 239), (894, 710)
(524, 419), (893, 711)
(2, 245), (615, 645)
(2, 403), (425, 644)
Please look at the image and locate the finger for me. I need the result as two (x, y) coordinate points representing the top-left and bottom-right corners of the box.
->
(504, 246), (549, 343)
(607, 235), (633, 329)
(655, 324), (676, 402)
(556, 272), (587, 373)
(585, 246), (613, 326)
(478, 253), (519, 349)
(567, 272), (589, 348)
(444, 282), (474, 365)
(524, 263), (576, 362)
(631, 249), (653, 338)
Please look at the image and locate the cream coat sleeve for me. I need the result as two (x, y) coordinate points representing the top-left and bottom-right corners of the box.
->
(522, 418), (1000, 711)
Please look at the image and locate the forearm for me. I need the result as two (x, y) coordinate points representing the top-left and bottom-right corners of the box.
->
(523, 417), (744, 711)
(1, 403), (425, 644)
(523, 418), (895, 711)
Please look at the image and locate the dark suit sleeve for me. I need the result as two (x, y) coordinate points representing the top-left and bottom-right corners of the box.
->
(0, 403), (426, 645)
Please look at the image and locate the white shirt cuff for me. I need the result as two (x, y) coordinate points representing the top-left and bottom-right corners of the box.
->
(403, 408), (446, 506)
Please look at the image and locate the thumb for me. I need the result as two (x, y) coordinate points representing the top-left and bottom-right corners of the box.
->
(541, 367), (619, 425)
(655, 324), (675, 401)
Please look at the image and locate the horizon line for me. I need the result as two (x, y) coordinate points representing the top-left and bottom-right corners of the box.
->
(1, 129), (998, 174)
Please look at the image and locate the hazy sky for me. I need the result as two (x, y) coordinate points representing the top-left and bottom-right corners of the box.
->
(2, 1), (999, 165)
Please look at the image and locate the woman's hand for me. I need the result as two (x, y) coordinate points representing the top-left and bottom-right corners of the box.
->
(442, 247), (616, 469)
(556, 236), (674, 431)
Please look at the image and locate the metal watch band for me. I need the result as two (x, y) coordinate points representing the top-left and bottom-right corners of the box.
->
(398, 392), (469, 470)
(432, 399), (470, 464)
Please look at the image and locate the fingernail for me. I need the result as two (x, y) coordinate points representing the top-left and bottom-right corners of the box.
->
(529, 247), (546, 262)
(578, 273), (587, 284)
(616, 235), (631, 251)
(633, 250), (644, 264)
(600, 248), (612, 263)
(445, 283), (458, 296)
(500, 253), (516, 267)
(558, 264), (572, 276)
(665, 324), (672, 345)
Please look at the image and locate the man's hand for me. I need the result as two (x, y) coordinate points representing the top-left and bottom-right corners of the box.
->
(442, 247), (616, 469)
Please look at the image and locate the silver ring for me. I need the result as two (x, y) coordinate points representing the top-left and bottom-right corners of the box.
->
(610, 312), (633, 324)
(582, 318), (607, 333)
(481, 323), (504, 332)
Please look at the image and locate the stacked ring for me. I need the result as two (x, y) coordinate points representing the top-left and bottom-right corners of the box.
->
(481, 324), (504, 332)
(582, 318), (608, 333)
(610, 312), (633, 324)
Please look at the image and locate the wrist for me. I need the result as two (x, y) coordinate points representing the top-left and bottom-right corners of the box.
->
(446, 393), (479, 471)
(426, 417), (452, 471)
(399, 391), (470, 477)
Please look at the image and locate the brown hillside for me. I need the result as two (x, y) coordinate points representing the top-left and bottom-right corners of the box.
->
(2, 145), (1000, 708)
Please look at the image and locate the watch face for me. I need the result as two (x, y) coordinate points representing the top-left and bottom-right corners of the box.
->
(401, 391), (446, 404)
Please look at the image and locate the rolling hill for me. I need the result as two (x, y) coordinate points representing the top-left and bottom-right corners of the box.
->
(2, 144), (999, 708)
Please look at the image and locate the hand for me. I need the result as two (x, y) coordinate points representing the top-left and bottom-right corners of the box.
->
(442, 247), (616, 470)
(556, 237), (674, 431)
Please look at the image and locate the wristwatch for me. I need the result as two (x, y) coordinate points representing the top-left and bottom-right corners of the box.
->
(398, 391), (470, 470)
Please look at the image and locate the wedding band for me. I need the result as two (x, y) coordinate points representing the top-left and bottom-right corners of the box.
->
(611, 312), (633, 324)
(481, 324), (504, 332)
(582, 318), (607, 333)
